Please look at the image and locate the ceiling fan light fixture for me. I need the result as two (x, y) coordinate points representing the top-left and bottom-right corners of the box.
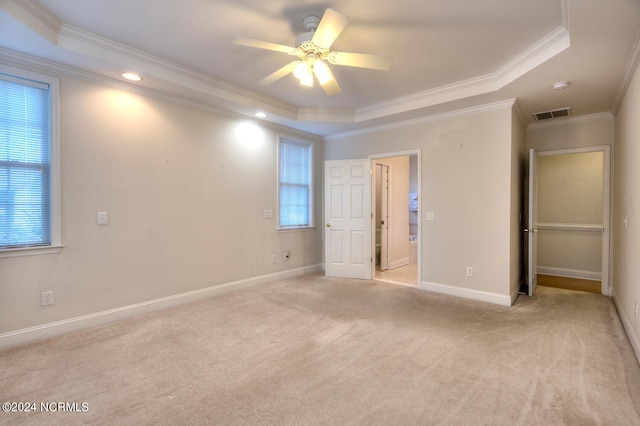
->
(233, 8), (388, 96)
(299, 73), (314, 87)
(313, 59), (332, 85)
(293, 61), (309, 80)
(293, 57), (316, 87)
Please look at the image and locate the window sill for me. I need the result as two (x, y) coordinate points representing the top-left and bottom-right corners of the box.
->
(0, 245), (64, 259)
(277, 226), (316, 232)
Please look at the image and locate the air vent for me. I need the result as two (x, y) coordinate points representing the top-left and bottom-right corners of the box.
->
(532, 107), (571, 121)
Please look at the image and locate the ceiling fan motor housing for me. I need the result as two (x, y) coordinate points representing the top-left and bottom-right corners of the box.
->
(295, 32), (315, 47)
(295, 15), (320, 47)
(303, 15), (320, 31)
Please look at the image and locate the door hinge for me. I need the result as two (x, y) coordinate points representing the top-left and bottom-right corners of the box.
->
(370, 168), (373, 175)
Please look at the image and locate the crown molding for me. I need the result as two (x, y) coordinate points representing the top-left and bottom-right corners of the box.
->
(55, 23), (301, 121)
(297, 107), (355, 123)
(0, 0), (61, 43)
(2, 0), (571, 132)
(325, 99), (517, 142)
(0, 46), (322, 143)
(353, 25), (570, 123)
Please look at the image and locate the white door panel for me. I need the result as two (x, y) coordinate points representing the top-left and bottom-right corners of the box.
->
(325, 159), (372, 279)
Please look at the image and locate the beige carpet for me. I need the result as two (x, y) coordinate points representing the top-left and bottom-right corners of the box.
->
(1, 273), (640, 425)
(375, 263), (418, 286)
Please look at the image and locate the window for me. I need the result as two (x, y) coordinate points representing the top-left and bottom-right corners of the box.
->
(278, 137), (313, 229)
(0, 66), (60, 255)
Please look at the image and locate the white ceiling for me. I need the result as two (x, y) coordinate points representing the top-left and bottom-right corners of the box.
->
(1, 0), (639, 136)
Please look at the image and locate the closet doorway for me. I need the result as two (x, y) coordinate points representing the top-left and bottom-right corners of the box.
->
(371, 151), (420, 287)
(531, 146), (610, 295)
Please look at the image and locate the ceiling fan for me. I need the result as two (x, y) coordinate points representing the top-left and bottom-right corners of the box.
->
(233, 8), (392, 95)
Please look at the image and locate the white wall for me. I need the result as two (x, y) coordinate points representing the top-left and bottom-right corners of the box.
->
(325, 102), (518, 305)
(613, 59), (640, 360)
(0, 71), (323, 343)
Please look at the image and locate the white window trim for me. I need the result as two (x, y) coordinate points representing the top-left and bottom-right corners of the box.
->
(0, 64), (62, 258)
(277, 135), (315, 231)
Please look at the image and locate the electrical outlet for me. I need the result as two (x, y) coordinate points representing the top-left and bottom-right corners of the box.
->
(41, 291), (54, 306)
(284, 251), (290, 261)
(466, 267), (474, 277)
(271, 254), (277, 264)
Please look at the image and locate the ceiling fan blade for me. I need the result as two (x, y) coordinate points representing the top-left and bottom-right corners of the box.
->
(233, 37), (297, 54)
(258, 61), (300, 85)
(316, 64), (341, 96)
(311, 8), (350, 49)
(327, 51), (393, 71)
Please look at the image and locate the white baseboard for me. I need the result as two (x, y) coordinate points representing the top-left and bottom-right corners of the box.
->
(0, 264), (322, 350)
(612, 288), (640, 365)
(537, 266), (601, 281)
(419, 281), (513, 307)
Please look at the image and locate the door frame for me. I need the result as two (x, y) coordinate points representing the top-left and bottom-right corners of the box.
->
(527, 149), (538, 296)
(534, 145), (611, 295)
(370, 149), (422, 285)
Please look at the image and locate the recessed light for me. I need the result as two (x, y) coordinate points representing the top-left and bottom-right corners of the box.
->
(552, 81), (569, 90)
(121, 72), (143, 82)
(254, 111), (267, 118)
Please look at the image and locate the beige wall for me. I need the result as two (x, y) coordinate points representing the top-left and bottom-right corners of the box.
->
(527, 114), (614, 152)
(613, 59), (640, 359)
(511, 109), (526, 298)
(0, 74), (323, 338)
(326, 103), (519, 305)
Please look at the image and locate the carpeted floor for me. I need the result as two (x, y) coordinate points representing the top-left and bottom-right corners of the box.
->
(1, 273), (640, 425)
(375, 263), (418, 286)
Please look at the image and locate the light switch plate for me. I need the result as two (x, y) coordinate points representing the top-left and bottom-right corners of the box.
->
(425, 211), (436, 221)
(263, 209), (274, 219)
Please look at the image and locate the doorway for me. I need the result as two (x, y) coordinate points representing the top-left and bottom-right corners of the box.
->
(371, 152), (420, 287)
(528, 146), (610, 295)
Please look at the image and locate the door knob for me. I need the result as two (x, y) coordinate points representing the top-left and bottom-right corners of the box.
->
(326, 223), (331, 228)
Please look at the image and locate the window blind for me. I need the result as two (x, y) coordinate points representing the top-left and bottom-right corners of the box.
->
(279, 139), (312, 228)
(0, 74), (51, 248)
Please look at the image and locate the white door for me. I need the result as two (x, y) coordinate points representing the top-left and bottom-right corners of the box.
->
(325, 159), (372, 279)
(527, 149), (538, 296)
